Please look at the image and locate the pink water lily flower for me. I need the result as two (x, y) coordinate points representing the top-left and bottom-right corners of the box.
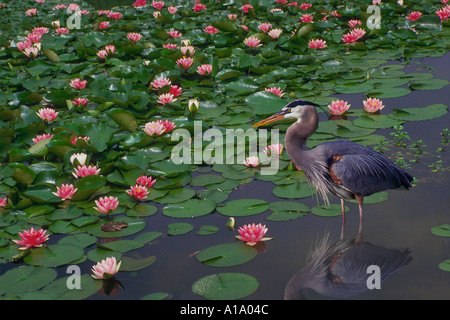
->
(265, 87), (284, 97)
(17, 40), (32, 52)
(73, 165), (101, 178)
(133, 0), (147, 8)
(56, 27), (70, 35)
(308, 39), (327, 49)
(26, 8), (37, 17)
(52, 184), (78, 201)
(203, 25), (219, 34)
(126, 184), (149, 199)
(0, 196), (7, 207)
(192, 3), (207, 12)
(406, 11), (422, 21)
(152, 0), (164, 9)
(144, 120), (176, 136)
(241, 4), (253, 12)
(136, 175), (157, 188)
(98, 21), (110, 29)
(91, 256), (121, 279)
(13, 227), (49, 250)
(243, 156), (260, 167)
(342, 28), (366, 43)
(197, 64), (212, 75)
(328, 100), (351, 115)
(70, 78), (87, 89)
(176, 57), (194, 69)
(167, 30), (182, 38)
(169, 85), (182, 97)
(265, 143), (284, 156)
(363, 97), (385, 113)
(157, 93), (177, 105)
(32, 133), (53, 144)
(436, 6), (450, 21)
(301, 13), (313, 23)
(258, 23), (272, 33)
(127, 32), (142, 43)
(150, 77), (172, 90)
(244, 36), (262, 48)
(268, 28), (283, 39)
(26, 32), (42, 43)
(168, 6), (177, 14)
(104, 45), (115, 55)
(71, 136), (90, 145)
(348, 19), (362, 28)
(180, 45), (195, 57)
(236, 223), (272, 246)
(73, 97), (88, 107)
(23, 46), (40, 58)
(36, 107), (58, 122)
(94, 196), (119, 215)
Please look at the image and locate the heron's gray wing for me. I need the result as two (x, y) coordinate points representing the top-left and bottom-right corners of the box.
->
(329, 150), (412, 196)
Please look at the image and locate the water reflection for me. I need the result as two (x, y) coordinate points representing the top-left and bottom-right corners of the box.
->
(284, 221), (412, 300)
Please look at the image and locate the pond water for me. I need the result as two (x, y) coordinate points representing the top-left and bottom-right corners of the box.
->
(84, 53), (450, 300)
(0, 0), (449, 302)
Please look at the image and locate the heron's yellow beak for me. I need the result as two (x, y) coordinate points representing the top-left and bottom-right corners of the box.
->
(252, 112), (286, 127)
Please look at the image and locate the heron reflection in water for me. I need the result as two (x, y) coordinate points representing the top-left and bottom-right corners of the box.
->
(283, 229), (412, 299)
(253, 100), (414, 231)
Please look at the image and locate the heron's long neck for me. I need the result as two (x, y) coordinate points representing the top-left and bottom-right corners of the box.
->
(285, 117), (318, 163)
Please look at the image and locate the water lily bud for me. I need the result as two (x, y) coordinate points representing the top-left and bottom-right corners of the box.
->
(188, 99), (199, 114)
(226, 217), (236, 230)
(180, 39), (191, 47)
(70, 153), (87, 166)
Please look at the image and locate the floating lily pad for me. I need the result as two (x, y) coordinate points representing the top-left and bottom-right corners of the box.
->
(430, 224), (450, 238)
(192, 273), (259, 300)
(196, 243), (257, 267)
(272, 183), (316, 199)
(24, 244), (85, 267)
(82, 217), (146, 238)
(168, 222), (194, 236)
(163, 199), (216, 218)
(217, 199), (269, 216)
(0, 265), (57, 296)
(197, 225), (219, 236)
(311, 204), (348, 217)
(388, 104), (448, 121)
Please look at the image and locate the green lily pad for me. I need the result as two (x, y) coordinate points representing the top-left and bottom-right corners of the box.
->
(107, 108), (138, 132)
(388, 104), (448, 121)
(24, 244), (85, 267)
(162, 199), (216, 218)
(272, 183), (316, 199)
(353, 115), (403, 129)
(41, 274), (103, 300)
(82, 216), (146, 238)
(0, 266), (57, 296)
(192, 273), (259, 300)
(430, 224), (450, 238)
(196, 243), (257, 267)
(311, 204), (348, 217)
(217, 199), (269, 216)
(167, 222), (194, 236)
(121, 256), (156, 272)
(197, 225), (219, 236)
(438, 260), (450, 272)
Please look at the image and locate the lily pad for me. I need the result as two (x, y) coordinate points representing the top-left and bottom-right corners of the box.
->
(23, 244), (85, 267)
(167, 222), (194, 236)
(430, 224), (450, 238)
(192, 273), (259, 300)
(217, 199), (269, 216)
(162, 199), (216, 218)
(311, 204), (348, 217)
(196, 243), (257, 267)
(388, 104), (448, 121)
(0, 265), (57, 296)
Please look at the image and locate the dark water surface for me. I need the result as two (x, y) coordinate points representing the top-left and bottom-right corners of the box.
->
(82, 52), (449, 300)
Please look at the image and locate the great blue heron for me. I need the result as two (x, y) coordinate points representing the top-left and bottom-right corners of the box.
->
(253, 100), (413, 226)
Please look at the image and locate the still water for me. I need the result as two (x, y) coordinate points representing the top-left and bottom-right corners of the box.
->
(81, 52), (449, 300)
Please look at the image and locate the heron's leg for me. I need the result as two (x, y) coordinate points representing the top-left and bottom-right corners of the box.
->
(355, 194), (364, 242)
(340, 198), (346, 239)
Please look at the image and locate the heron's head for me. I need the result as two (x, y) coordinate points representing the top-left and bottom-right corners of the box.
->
(252, 100), (319, 127)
